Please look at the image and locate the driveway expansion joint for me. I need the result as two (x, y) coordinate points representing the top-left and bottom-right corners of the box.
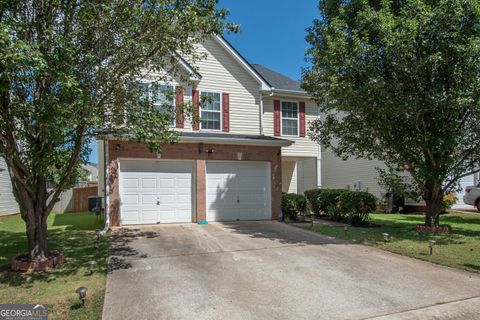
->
(110, 242), (311, 261)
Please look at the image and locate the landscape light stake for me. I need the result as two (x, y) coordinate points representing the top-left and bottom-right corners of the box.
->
(88, 260), (97, 274)
(75, 286), (87, 306)
(382, 233), (390, 243)
(428, 240), (436, 255)
(344, 225), (348, 236)
(95, 229), (101, 240)
(93, 240), (99, 252)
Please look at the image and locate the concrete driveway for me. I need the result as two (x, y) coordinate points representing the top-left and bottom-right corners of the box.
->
(102, 222), (480, 320)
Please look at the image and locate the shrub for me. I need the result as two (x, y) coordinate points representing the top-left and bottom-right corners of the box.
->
(338, 191), (377, 225)
(326, 205), (347, 221)
(441, 193), (458, 214)
(281, 193), (307, 220)
(304, 188), (348, 216)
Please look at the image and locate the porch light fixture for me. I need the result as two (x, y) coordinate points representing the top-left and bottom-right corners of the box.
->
(237, 152), (243, 161)
(88, 260), (97, 274)
(382, 233), (390, 243)
(428, 240), (436, 255)
(75, 286), (88, 305)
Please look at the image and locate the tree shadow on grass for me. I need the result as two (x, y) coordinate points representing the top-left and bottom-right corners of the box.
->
(386, 214), (480, 241)
(463, 263), (480, 271)
(0, 214), (108, 287)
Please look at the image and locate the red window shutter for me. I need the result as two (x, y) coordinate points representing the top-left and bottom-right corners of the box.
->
(222, 93), (230, 132)
(299, 101), (306, 137)
(175, 86), (184, 129)
(192, 89), (200, 130)
(274, 100), (281, 136)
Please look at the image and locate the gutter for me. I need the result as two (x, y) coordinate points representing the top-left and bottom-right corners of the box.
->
(179, 135), (293, 147)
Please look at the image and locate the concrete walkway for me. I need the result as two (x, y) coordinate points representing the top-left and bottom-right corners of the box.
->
(102, 221), (480, 320)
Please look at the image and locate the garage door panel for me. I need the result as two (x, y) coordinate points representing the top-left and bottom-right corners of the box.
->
(123, 178), (140, 189)
(141, 194), (157, 205)
(141, 209), (158, 223)
(122, 209), (140, 224)
(158, 178), (175, 188)
(206, 161), (270, 221)
(176, 178), (192, 188)
(141, 178), (157, 189)
(122, 194), (139, 205)
(120, 160), (193, 225)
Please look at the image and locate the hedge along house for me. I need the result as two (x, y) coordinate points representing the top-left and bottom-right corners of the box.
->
(97, 35), (321, 226)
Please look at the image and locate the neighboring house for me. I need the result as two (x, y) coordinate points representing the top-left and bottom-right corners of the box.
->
(0, 158), (19, 216)
(97, 35), (320, 226)
(321, 149), (480, 210)
(83, 163), (98, 183)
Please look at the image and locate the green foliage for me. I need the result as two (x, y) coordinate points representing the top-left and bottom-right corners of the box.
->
(441, 193), (458, 214)
(309, 212), (480, 273)
(303, 0), (480, 226)
(304, 188), (348, 219)
(338, 191), (377, 225)
(376, 167), (421, 201)
(0, 0), (230, 257)
(281, 193), (307, 220)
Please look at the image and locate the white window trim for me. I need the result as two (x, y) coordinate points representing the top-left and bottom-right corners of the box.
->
(138, 80), (176, 127)
(199, 90), (223, 132)
(280, 100), (300, 137)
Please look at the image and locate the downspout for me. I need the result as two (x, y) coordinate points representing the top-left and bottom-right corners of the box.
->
(102, 139), (110, 233)
(259, 88), (275, 135)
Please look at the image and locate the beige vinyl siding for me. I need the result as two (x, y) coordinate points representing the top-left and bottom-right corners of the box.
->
(263, 96), (320, 157)
(321, 149), (387, 200)
(297, 158), (318, 193)
(191, 38), (261, 135)
(282, 161), (297, 193)
(0, 158), (19, 215)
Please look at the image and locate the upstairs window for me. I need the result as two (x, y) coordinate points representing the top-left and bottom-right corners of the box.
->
(200, 92), (221, 130)
(136, 82), (175, 125)
(281, 101), (299, 136)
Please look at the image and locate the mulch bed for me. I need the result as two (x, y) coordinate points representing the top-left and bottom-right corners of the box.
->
(11, 251), (65, 272)
(416, 224), (449, 233)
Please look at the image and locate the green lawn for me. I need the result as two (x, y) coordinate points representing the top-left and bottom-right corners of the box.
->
(309, 212), (480, 273)
(0, 213), (108, 320)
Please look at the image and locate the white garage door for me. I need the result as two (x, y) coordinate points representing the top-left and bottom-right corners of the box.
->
(206, 161), (271, 221)
(120, 160), (193, 225)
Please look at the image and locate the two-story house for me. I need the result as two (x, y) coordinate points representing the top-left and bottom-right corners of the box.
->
(97, 35), (320, 226)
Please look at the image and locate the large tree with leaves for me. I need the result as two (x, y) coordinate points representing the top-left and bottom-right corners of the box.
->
(0, 0), (229, 261)
(303, 0), (480, 227)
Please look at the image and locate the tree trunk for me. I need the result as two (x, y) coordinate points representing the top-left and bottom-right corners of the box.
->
(25, 208), (49, 260)
(424, 197), (442, 227)
(422, 177), (444, 227)
(12, 174), (52, 261)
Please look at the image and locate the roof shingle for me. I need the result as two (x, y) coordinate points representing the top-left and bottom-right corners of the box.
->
(251, 64), (305, 92)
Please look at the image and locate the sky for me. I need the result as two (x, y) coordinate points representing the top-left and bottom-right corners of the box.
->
(88, 1), (319, 163)
(220, 0), (319, 81)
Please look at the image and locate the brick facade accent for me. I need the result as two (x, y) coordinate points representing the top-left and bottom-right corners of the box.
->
(107, 140), (282, 226)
